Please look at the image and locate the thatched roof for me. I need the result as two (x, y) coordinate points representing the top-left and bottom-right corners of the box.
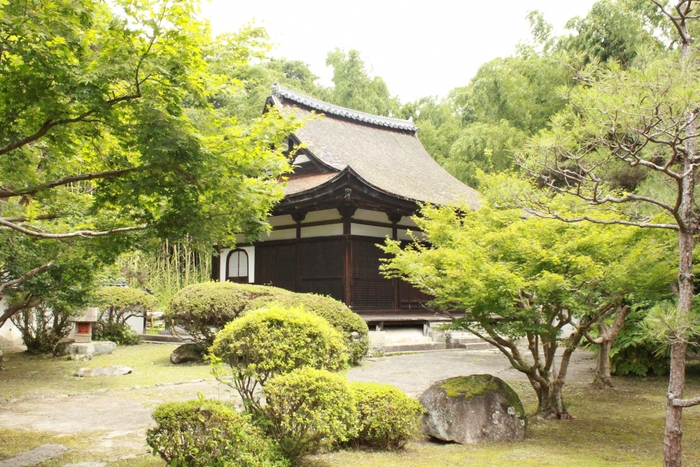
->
(269, 84), (481, 210)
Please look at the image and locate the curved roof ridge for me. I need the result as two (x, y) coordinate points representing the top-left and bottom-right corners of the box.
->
(271, 83), (417, 132)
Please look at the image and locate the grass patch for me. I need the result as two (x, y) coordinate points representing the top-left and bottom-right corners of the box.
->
(0, 344), (213, 399)
(303, 374), (700, 467)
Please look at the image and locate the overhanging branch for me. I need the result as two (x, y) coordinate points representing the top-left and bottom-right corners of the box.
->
(0, 167), (140, 198)
(0, 219), (147, 238)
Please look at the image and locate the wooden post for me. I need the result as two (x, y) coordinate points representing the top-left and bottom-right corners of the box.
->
(387, 212), (402, 311)
(338, 199), (357, 306)
(291, 211), (306, 292)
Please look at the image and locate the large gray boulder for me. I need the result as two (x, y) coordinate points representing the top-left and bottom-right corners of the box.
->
(419, 374), (526, 444)
(59, 341), (117, 361)
(170, 343), (205, 364)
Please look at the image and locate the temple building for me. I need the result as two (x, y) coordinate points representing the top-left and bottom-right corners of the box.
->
(212, 84), (480, 321)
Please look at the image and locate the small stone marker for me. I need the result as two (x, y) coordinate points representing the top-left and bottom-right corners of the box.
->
(419, 374), (526, 444)
(74, 365), (133, 377)
(0, 444), (68, 467)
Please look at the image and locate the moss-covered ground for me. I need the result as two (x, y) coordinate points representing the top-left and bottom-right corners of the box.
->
(0, 344), (699, 466)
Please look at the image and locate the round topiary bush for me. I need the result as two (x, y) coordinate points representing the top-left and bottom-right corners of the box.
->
(250, 292), (369, 365)
(146, 398), (287, 467)
(93, 286), (158, 345)
(262, 367), (358, 462)
(166, 281), (279, 346)
(349, 381), (424, 450)
(210, 304), (348, 412)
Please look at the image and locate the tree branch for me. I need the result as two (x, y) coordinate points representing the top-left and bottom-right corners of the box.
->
(0, 167), (140, 198)
(0, 219), (147, 238)
(671, 395), (700, 407)
(0, 262), (53, 294)
(520, 206), (679, 231)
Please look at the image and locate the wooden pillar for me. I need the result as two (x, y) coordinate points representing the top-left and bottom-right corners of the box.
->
(291, 211), (306, 292)
(211, 246), (221, 281)
(338, 201), (357, 306)
(387, 212), (402, 311)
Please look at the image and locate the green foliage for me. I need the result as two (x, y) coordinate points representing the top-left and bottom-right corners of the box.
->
(89, 286), (156, 344)
(609, 306), (670, 377)
(325, 49), (400, 116)
(262, 367), (358, 462)
(457, 52), (572, 134)
(0, 0), (299, 329)
(381, 201), (675, 417)
(115, 239), (212, 310)
(560, 0), (669, 67)
(93, 322), (140, 346)
(167, 281), (276, 346)
(146, 398), (288, 467)
(249, 292), (369, 365)
(10, 304), (74, 354)
(93, 286), (158, 323)
(210, 305), (348, 412)
(348, 382), (424, 450)
(168, 281), (369, 363)
(442, 120), (527, 188)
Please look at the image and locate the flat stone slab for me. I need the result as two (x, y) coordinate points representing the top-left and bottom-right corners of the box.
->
(74, 365), (133, 377)
(0, 444), (68, 467)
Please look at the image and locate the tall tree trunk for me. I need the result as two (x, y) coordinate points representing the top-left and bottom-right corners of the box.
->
(664, 4), (696, 465)
(534, 380), (570, 419)
(595, 337), (614, 388)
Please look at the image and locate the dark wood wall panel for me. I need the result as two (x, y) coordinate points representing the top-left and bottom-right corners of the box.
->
(351, 238), (393, 310)
(300, 238), (344, 302)
(255, 243), (296, 291)
(399, 280), (433, 309)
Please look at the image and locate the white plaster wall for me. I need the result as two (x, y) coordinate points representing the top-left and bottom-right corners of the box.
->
(401, 216), (419, 228)
(218, 246), (256, 283)
(262, 228), (296, 242)
(300, 224), (343, 238)
(0, 305), (25, 351)
(126, 315), (146, 334)
(303, 209), (341, 223)
(354, 209), (391, 223)
(398, 229), (425, 242)
(268, 214), (294, 227)
(351, 224), (392, 238)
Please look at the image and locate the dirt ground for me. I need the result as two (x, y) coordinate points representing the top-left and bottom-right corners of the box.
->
(0, 348), (596, 465)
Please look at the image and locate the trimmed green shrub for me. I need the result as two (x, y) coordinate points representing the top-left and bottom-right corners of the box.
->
(262, 367), (358, 462)
(168, 281), (369, 364)
(349, 382), (424, 450)
(94, 286), (158, 324)
(250, 292), (369, 365)
(93, 321), (140, 346)
(146, 398), (287, 467)
(167, 281), (279, 346)
(210, 305), (348, 412)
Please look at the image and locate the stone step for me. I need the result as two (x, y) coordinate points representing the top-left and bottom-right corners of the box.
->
(456, 341), (493, 351)
(384, 341), (447, 354)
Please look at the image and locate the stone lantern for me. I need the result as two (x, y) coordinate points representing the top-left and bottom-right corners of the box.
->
(72, 307), (99, 343)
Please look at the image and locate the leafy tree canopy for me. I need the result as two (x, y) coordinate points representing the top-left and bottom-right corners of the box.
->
(0, 0), (300, 326)
(325, 48), (400, 117)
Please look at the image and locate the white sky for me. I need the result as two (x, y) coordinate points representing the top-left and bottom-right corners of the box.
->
(200, 0), (599, 103)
